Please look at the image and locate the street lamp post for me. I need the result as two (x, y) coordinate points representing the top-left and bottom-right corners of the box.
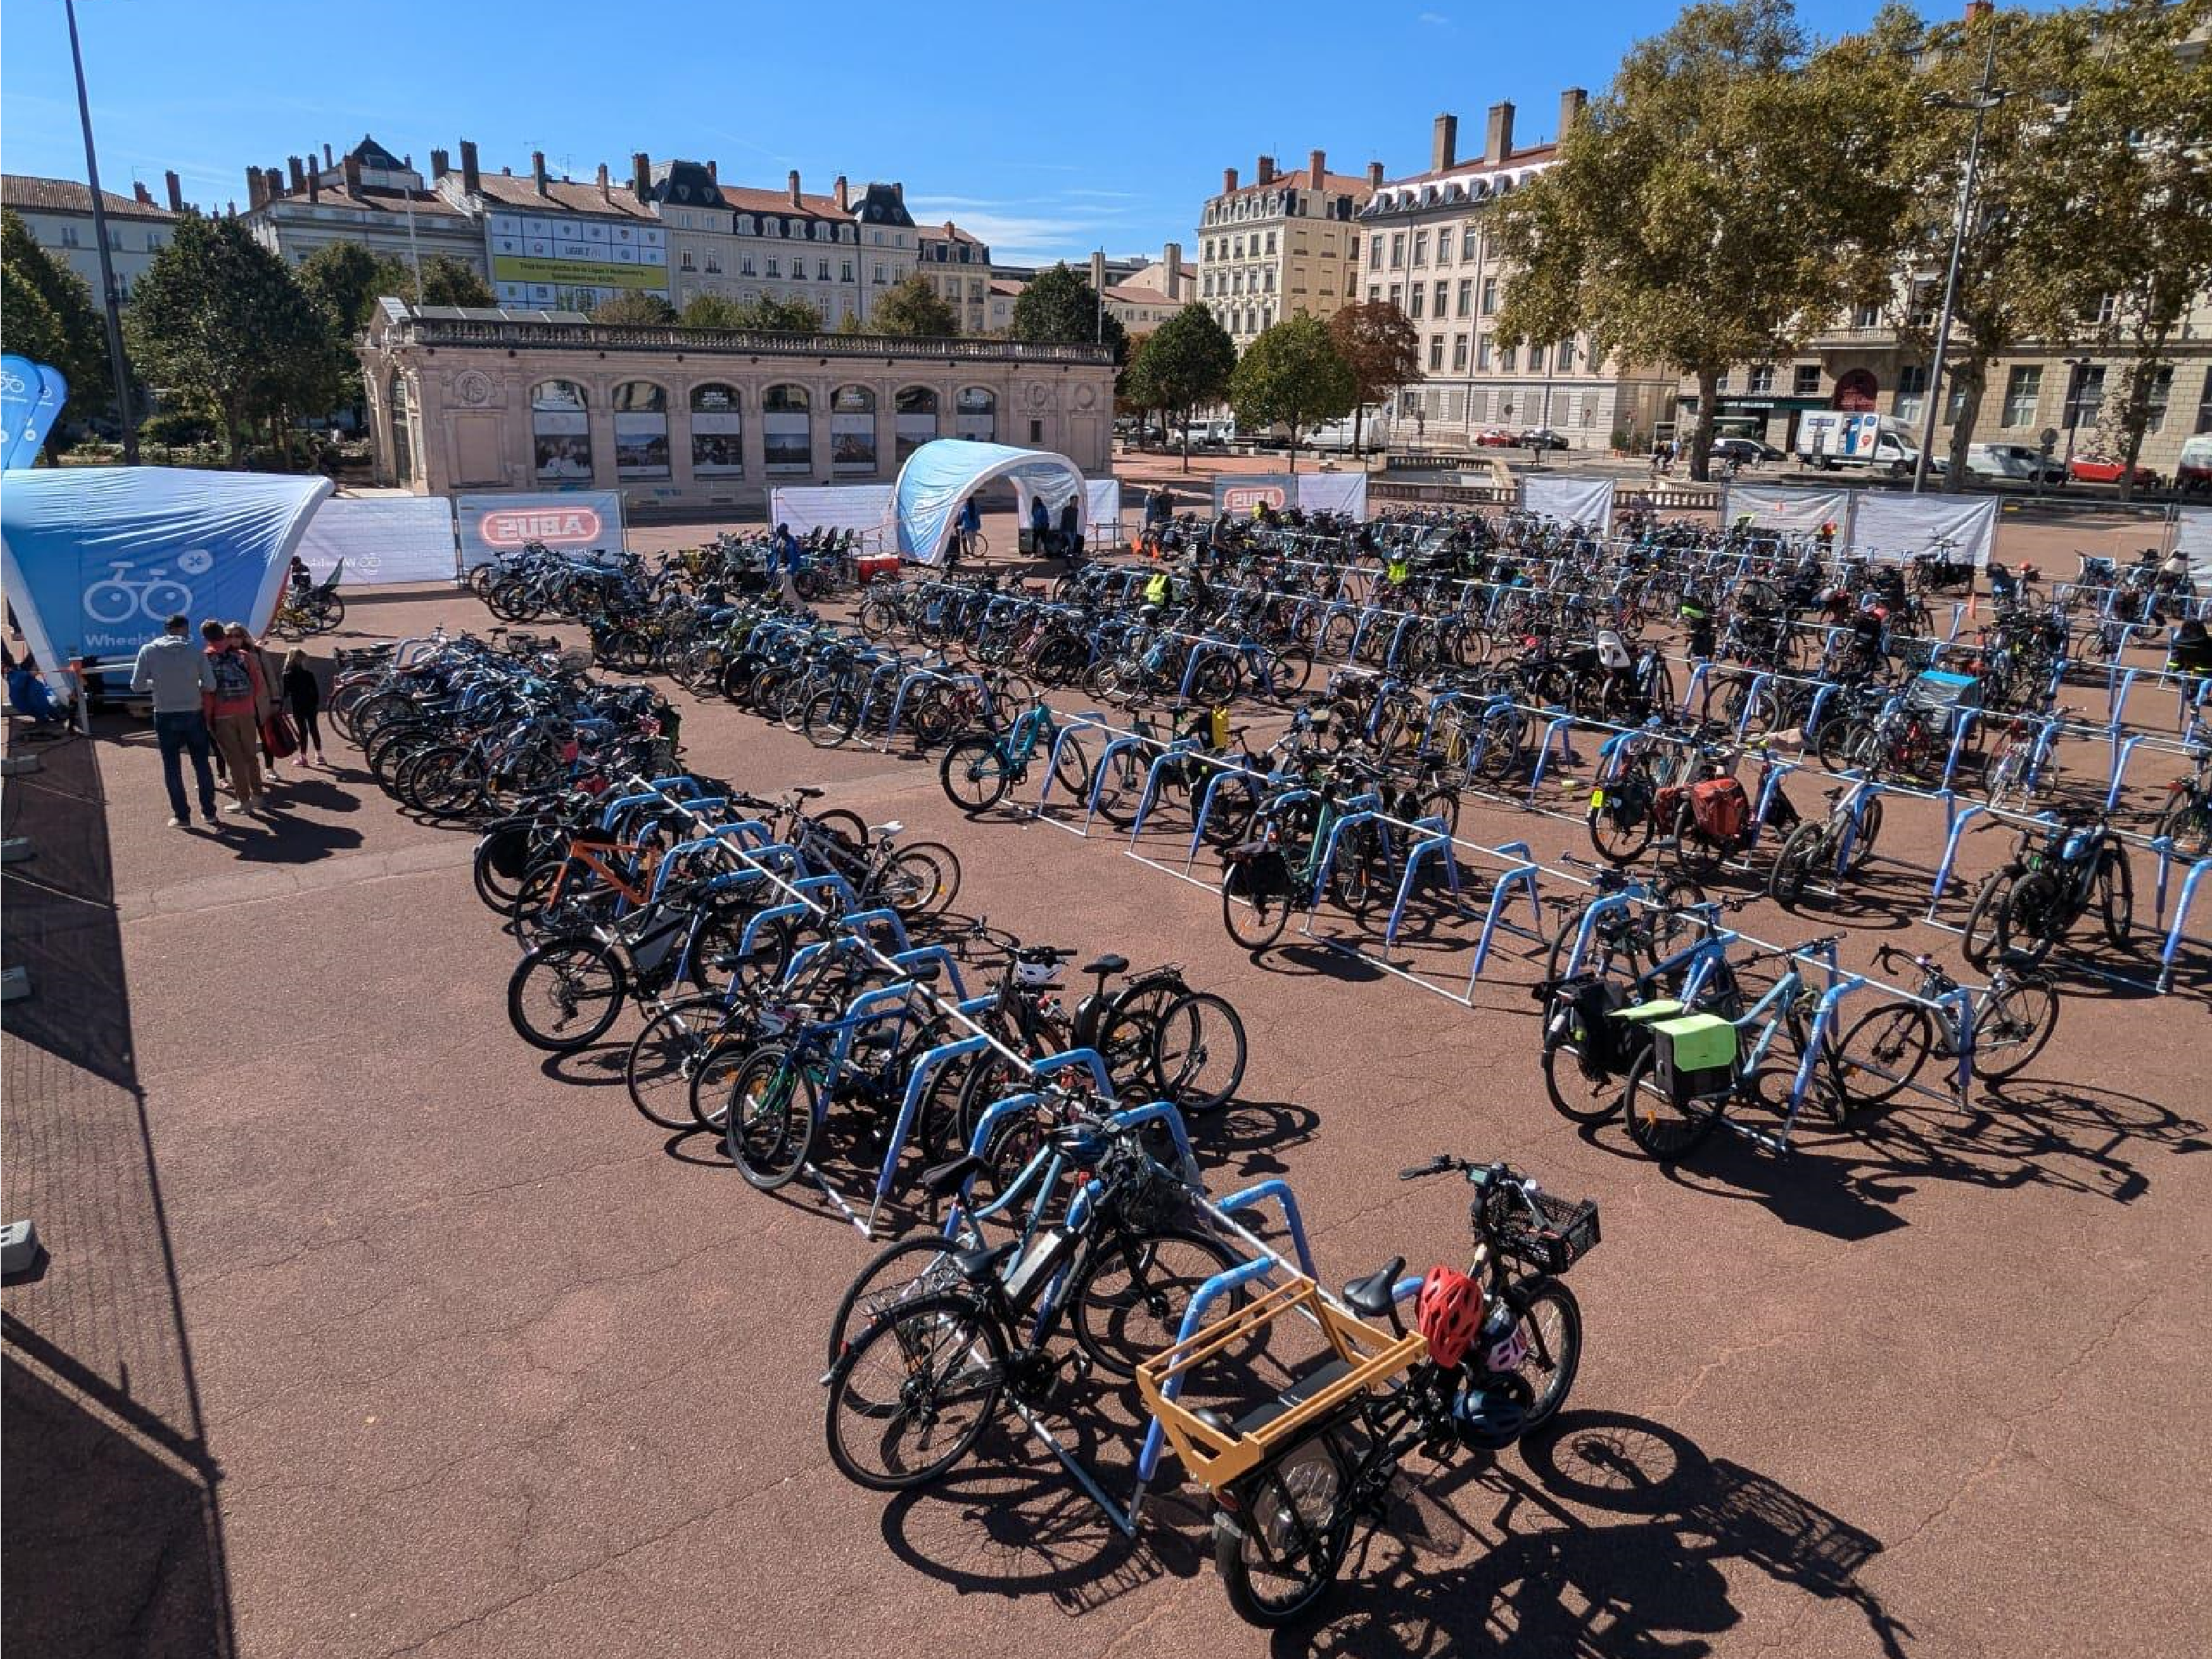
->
(64, 0), (137, 463)
(1911, 27), (2009, 496)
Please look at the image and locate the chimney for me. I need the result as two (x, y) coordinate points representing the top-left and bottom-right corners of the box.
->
(247, 165), (267, 211)
(706, 159), (718, 185)
(323, 142), (335, 168)
(430, 147), (449, 179)
(1165, 242), (1182, 295)
(787, 168), (802, 206)
(308, 167), (320, 203)
(1558, 88), (1588, 137)
(164, 170), (183, 211)
(287, 156), (306, 194)
(1308, 148), (1326, 189)
(596, 162), (610, 201)
(266, 167), (286, 206)
(892, 181), (903, 203)
(1966, 0), (1994, 19)
(460, 139), (481, 195)
(834, 174), (849, 211)
(1366, 161), (1385, 190)
(1256, 155), (1276, 185)
(532, 151), (548, 194)
(342, 153), (363, 194)
(1485, 101), (1515, 164)
(1431, 113), (1459, 173)
(1090, 250), (1107, 295)
(632, 151), (650, 200)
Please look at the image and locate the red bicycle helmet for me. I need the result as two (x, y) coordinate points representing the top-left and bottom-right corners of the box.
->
(1415, 1265), (1483, 1368)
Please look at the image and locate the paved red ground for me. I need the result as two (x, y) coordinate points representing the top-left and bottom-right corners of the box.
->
(5, 572), (2210, 1659)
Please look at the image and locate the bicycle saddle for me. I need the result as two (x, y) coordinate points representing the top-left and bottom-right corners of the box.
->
(795, 786), (825, 800)
(870, 821), (903, 837)
(920, 1153), (987, 1197)
(1343, 1256), (1405, 1321)
(1082, 954), (1130, 978)
(954, 1240), (1020, 1283)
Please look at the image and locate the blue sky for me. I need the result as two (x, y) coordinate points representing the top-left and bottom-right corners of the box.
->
(5, 0), (1912, 265)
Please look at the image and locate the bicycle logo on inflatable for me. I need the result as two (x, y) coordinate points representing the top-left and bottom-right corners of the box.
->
(82, 559), (199, 625)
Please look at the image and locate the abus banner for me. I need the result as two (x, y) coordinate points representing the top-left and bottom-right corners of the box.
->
(1213, 474), (1295, 517)
(456, 490), (625, 569)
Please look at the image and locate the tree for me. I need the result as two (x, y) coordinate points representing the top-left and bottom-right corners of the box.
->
(1328, 302), (1419, 456)
(867, 273), (961, 338)
(297, 242), (387, 333)
(1009, 264), (1127, 361)
(1490, 0), (1914, 481)
(2, 207), (115, 449)
(679, 292), (747, 329)
(591, 291), (678, 326)
(125, 210), (339, 465)
(1227, 313), (1356, 472)
(1132, 304), (1237, 469)
(678, 292), (822, 332)
(2005, 0), (2212, 500)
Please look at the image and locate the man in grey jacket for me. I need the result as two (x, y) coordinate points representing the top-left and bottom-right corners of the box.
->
(130, 613), (220, 826)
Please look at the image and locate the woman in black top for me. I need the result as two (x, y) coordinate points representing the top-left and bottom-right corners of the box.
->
(280, 649), (324, 767)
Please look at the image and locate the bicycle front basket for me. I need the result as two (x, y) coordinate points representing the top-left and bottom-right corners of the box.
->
(1494, 1190), (1602, 1276)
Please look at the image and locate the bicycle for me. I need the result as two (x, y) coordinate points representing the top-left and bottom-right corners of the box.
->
(936, 695), (1093, 813)
(1140, 1155), (1595, 1628)
(1826, 943), (2060, 1104)
(1767, 777), (1885, 910)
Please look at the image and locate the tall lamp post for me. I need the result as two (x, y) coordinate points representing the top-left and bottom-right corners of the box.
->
(64, 0), (137, 463)
(1911, 27), (2010, 495)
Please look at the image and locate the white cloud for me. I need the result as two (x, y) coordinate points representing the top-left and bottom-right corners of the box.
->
(904, 193), (1142, 263)
(1419, 10), (1451, 24)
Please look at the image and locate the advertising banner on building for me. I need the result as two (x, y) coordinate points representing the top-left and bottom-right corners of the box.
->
(488, 212), (668, 309)
(1848, 493), (1999, 568)
(690, 386), (744, 478)
(1521, 474), (1614, 535)
(1213, 474), (1295, 517)
(1295, 472), (1369, 521)
(456, 490), (626, 569)
(295, 497), (460, 586)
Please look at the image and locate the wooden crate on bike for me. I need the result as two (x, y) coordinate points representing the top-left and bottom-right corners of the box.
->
(1136, 1276), (1426, 1491)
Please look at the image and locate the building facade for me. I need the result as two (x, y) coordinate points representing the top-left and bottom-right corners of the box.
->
(1104, 244), (1194, 333)
(242, 137), (483, 276)
(358, 302), (1117, 507)
(2, 173), (183, 302)
(643, 159), (875, 327)
(1196, 151), (1378, 346)
(1357, 97), (1676, 452)
(917, 222), (992, 333)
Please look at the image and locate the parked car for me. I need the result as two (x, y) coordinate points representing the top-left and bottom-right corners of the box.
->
(2067, 453), (2162, 489)
(1712, 437), (1783, 465)
(1474, 427), (1521, 448)
(1518, 427), (1569, 452)
(1965, 442), (2069, 485)
(2179, 434), (2212, 496)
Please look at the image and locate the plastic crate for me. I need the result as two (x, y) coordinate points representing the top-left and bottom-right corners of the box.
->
(1496, 1189), (1603, 1275)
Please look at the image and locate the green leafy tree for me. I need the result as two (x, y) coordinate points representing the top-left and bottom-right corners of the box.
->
(1, 207), (115, 450)
(303, 246), (493, 331)
(125, 210), (339, 465)
(1490, 0), (1914, 481)
(680, 292), (822, 332)
(867, 273), (961, 338)
(2005, 0), (2212, 499)
(1133, 304), (1237, 469)
(416, 255), (493, 309)
(679, 292), (747, 329)
(1009, 264), (1127, 361)
(591, 291), (679, 325)
(1328, 301), (1419, 456)
(1227, 313), (1356, 472)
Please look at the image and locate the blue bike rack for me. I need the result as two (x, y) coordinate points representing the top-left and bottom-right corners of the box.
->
(1382, 815), (1467, 947)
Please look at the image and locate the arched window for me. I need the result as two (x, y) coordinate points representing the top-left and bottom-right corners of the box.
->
(532, 379), (591, 483)
(691, 383), (742, 477)
(612, 381), (669, 479)
(954, 386), (995, 443)
(762, 383), (811, 473)
(388, 372), (414, 485)
(831, 385), (877, 474)
(895, 386), (939, 463)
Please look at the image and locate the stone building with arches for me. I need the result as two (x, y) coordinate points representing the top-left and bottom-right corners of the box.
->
(359, 300), (1115, 510)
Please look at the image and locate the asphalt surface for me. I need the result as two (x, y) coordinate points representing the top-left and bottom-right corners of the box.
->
(5, 562), (2210, 1659)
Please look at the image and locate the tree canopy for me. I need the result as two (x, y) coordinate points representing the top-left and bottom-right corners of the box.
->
(1009, 265), (1128, 361)
(1, 207), (113, 448)
(591, 291), (679, 326)
(1328, 301), (1419, 455)
(1126, 304), (1237, 468)
(679, 291), (822, 332)
(1227, 313), (1356, 471)
(867, 274), (962, 338)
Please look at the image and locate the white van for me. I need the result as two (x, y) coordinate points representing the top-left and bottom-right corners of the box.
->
(1794, 412), (1921, 478)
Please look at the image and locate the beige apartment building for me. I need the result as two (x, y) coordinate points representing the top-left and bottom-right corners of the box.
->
(244, 137), (484, 278)
(358, 301), (1116, 507)
(2, 173), (183, 303)
(1357, 96), (1675, 452)
(917, 222), (993, 333)
(1104, 244), (1195, 334)
(1196, 151), (1378, 346)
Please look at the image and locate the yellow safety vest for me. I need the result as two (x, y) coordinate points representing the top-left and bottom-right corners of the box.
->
(1144, 573), (1171, 606)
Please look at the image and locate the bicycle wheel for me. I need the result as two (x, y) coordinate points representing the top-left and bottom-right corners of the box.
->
(624, 994), (727, 1131)
(1087, 744), (1150, 827)
(1828, 1002), (1933, 1108)
(880, 843), (961, 918)
(1214, 1440), (1352, 1629)
(1995, 870), (2066, 967)
(824, 1290), (1002, 1491)
(1507, 1281), (1583, 1433)
(1588, 791), (1656, 864)
(1767, 819), (1831, 910)
(800, 685), (860, 749)
(507, 936), (627, 1052)
(723, 1046), (819, 1190)
(2156, 794), (2212, 861)
(1845, 796), (1884, 872)
(1222, 861), (1293, 950)
(1148, 991), (1247, 1111)
(1540, 1037), (1624, 1126)
(825, 1231), (980, 1374)
(938, 734), (1011, 812)
(1049, 733), (1092, 807)
(1975, 973), (2060, 1081)
(1070, 1228), (1240, 1377)
(1960, 870), (2014, 969)
(2095, 848), (2133, 950)
(1618, 1047), (1724, 1161)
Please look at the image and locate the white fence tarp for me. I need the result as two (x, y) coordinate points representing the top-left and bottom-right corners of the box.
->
(768, 485), (893, 551)
(1085, 479), (1123, 548)
(1520, 474), (1614, 535)
(1721, 484), (1855, 540)
(456, 490), (627, 569)
(1296, 471), (1370, 520)
(1848, 493), (2000, 568)
(2171, 506), (2212, 582)
(294, 496), (458, 586)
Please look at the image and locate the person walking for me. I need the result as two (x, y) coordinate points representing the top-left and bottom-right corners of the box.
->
(282, 648), (325, 767)
(1029, 493), (1053, 559)
(203, 620), (270, 815)
(955, 495), (982, 566)
(131, 613), (220, 827)
(1057, 496), (1084, 569)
